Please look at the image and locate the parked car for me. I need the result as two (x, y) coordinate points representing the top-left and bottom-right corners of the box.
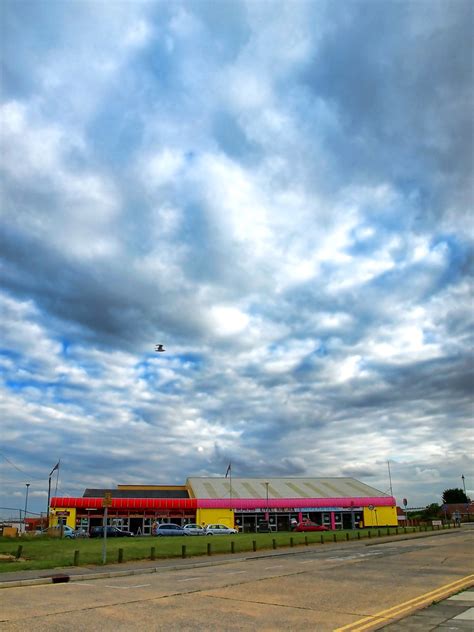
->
(36, 525), (77, 538)
(154, 523), (186, 536)
(205, 524), (238, 535)
(74, 529), (89, 538)
(90, 526), (135, 538)
(183, 524), (206, 536)
(293, 521), (329, 532)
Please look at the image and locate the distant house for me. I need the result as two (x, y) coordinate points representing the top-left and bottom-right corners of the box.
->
(441, 502), (474, 521)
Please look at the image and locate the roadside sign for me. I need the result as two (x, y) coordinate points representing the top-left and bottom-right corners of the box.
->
(403, 498), (408, 507)
(368, 504), (374, 510)
(103, 492), (113, 508)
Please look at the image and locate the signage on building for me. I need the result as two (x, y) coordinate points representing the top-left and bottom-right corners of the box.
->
(55, 511), (70, 517)
(236, 508), (294, 513)
(296, 507), (347, 512)
(103, 492), (113, 508)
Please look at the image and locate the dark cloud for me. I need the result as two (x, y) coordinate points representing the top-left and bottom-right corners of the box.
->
(1, 0), (472, 514)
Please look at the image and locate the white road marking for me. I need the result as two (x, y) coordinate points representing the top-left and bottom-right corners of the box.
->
(104, 584), (151, 589)
(130, 584), (151, 588)
(223, 570), (246, 575)
(326, 551), (384, 562)
(177, 577), (201, 582)
(265, 565), (283, 569)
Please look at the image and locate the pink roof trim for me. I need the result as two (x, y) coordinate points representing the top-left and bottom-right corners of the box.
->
(197, 496), (395, 509)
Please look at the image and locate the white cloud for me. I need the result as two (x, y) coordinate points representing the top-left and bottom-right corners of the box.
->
(210, 305), (250, 337)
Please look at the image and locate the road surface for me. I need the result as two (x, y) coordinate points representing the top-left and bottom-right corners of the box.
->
(1, 529), (473, 631)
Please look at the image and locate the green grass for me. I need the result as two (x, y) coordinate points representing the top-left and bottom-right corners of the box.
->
(0, 524), (448, 574)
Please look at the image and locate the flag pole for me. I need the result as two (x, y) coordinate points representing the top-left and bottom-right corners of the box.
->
(54, 459), (61, 495)
(46, 475), (51, 528)
(229, 463), (232, 510)
(47, 461), (60, 529)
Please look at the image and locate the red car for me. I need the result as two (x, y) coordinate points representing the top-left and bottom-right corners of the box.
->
(293, 521), (329, 532)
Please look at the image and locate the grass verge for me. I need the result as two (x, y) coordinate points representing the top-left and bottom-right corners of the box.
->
(0, 524), (452, 574)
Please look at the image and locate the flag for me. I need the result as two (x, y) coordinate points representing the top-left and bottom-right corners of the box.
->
(225, 463), (231, 478)
(49, 461), (60, 477)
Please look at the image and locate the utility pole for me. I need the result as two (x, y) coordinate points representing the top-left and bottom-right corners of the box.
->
(387, 460), (393, 496)
(462, 474), (470, 522)
(24, 483), (30, 533)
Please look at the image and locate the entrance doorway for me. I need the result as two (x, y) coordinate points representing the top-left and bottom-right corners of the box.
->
(129, 517), (143, 534)
(242, 515), (257, 533)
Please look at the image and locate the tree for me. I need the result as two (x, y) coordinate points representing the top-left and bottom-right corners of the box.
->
(421, 503), (441, 520)
(442, 488), (470, 504)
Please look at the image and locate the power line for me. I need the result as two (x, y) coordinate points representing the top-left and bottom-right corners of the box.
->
(0, 452), (27, 473)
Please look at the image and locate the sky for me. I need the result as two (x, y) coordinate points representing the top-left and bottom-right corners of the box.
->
(1, 0), (473, 517)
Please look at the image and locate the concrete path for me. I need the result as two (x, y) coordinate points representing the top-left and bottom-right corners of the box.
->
(380, 589), (474, 630)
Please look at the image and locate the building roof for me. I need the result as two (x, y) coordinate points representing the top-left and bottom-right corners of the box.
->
(186, 477), (389, 500)
(82, 488), (189, 499)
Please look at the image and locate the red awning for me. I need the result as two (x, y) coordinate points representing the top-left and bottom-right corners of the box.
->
(50, 497), (198, 510)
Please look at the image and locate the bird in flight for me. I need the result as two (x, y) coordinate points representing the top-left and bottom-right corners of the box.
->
(155, 344), (166, 352)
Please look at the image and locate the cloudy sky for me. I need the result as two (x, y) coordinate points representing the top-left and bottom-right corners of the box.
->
(1, 0), (473, 516)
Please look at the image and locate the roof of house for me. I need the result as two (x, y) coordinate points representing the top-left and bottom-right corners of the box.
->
(82, 488), (189, 499)
(186, 477), (389, 500)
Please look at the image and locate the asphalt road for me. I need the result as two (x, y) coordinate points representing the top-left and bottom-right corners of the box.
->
(1, 529), (473, 631)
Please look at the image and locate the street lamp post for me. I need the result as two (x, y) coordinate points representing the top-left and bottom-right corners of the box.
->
(24, 483), (30, 533)
(265, 482), (269, 521)
(462, 474), (470, 522)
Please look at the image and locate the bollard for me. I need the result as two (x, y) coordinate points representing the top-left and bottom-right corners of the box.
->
(377, 529), (381, 537)
(150, 546), (156, 561)
(346, 533), (349, 541)
(272, 538), (277, 550)
(231, 541), (235, 554)
(386, 528), (390, 536)
(333, 533), (337, 543)
(305, 536), (308, 546)
(368, 530), (371, 539)
(395, 527), (398, 535)
(404, 527), (407, 534)
(73, 550), (80, 566)
(357, 531), (361, 540)
(252, 540), (257, 552)
(181, 545), (186, 559)
(207, 542), (211, 556)
(290, 537), (294, 547)
(15, 545), (23, 559)
(320, 534), (324, 544)
(118, 548), (124, 563)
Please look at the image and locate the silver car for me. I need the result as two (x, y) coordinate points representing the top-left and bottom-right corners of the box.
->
(183, 524), (206, 536)
(205, 524), (238, 535)
(154, 523), (185, 536)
